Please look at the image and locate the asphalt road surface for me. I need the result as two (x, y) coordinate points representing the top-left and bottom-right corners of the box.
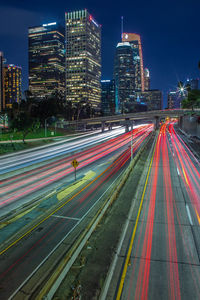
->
(107, 122), (200, 300)
(0, 125), (152, 299)
(0, 125), (152, 216)
(0, 128), (125, 176)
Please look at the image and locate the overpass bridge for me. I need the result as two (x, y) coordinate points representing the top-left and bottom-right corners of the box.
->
(57, 109), (200, 132)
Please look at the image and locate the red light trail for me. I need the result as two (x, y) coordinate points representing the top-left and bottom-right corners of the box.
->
(119, 122), (200, 299)
(0, 125), (153, 207)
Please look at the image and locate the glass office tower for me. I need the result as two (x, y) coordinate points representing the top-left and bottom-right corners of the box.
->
(101, 79), (115, 115)
(114, 42), (135, 113)
(167, 91), (180, 109)
(0, 51), (5, 112)
(28, 22), (65, 100)
(186, 78), (199, 90)
(4, 64), (22, 107)
(141, 89), (163, 110)
(122, 33), (144, 92)
(144, 68), (150, 91)
(65, 9), (101, 111)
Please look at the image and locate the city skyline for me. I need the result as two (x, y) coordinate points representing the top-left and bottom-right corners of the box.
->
(0, 1), (200, 108)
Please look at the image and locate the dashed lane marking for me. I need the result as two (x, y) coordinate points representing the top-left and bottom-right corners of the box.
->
(51, 215), (80, 221)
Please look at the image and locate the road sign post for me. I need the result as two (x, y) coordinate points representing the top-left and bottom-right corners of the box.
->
(71, 159), (79, 181)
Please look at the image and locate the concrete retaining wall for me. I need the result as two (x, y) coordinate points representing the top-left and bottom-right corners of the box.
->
(180, 115), (200, 138)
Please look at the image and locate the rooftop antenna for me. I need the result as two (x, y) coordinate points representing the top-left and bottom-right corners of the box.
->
(121, 16), (124, 40)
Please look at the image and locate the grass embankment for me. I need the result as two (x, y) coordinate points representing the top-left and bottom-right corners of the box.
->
(0, 128), (69, 155)
(0, 139), (54, 155)
(0, 128), (65, 141)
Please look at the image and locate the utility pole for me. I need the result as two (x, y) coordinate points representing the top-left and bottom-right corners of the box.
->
(45, 119), (47, 137)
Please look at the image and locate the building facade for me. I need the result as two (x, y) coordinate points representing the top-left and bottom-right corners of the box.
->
(101, 80), (115, 116)
(28, 22), (65, 100)
(4, 64), (22, 108)
(167, 91), (181, 109)
(144, 68), (150, 90)
(186, 78), (199, 90)
(0, 51), (5, 112)
(140, 89), (163, 111)
(122, 33), (144, 92)
(114, 42), (135, 113)
(65, 9), (101, 111)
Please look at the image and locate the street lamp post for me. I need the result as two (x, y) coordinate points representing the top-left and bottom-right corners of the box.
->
(45, 119), (47, 138)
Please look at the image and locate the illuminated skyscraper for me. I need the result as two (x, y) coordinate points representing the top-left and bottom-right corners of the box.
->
(101, 80), (115, 115)
(141, 89), (163, 110)
(186, 78), (199, 90)
(167, 91), (180, 109)
(0, 51), (5, 112)
(65, 9), (101, 111)
(144, 68), (150, 90)
(114, 42), (135, 113)
(122, 33), (144, 92)
(28, 22), (65, 100)
(4, 64), (22, 108)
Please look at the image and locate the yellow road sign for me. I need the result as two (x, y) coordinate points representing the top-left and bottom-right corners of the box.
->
(71, 159), (79, 168)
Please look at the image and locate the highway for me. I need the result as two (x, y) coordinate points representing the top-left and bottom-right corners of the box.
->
(0, 124), (153, 299)
(0, 125), (152, 216)
(0, 128), (126, 175)
(107, 122), (200, 300)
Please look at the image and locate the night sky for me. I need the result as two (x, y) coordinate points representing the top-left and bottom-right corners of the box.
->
(0, 0), (200, 108)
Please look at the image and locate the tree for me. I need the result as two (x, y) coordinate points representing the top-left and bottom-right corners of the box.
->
(182, 89), (200, 109)
(32, 98), (56, 126)
(63, 100), (74, 120)
(11, 111), (40, 143)
(75, 100), (86, 121)
(85, 103), (92, 118)
(0, 112), (7, 128)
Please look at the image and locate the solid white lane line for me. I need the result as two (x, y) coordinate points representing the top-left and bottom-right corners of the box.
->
(186, 204), (193, 226)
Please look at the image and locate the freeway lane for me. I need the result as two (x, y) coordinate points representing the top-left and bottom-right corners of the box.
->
(0, 126), (152, 299)
(168, 123), (200, 226)
(0, 129), (151, 245)
(0, 127), (125, 175)
(108, 122), (200, 300)
(0, 125), (152, 214)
